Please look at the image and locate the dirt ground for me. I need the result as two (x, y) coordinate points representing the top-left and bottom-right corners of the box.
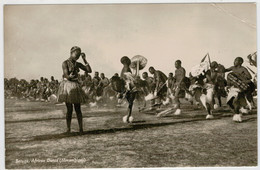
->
(5, 98), (257, 168)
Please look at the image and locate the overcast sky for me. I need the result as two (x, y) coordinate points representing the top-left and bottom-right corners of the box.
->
(4, 3), (257, 81)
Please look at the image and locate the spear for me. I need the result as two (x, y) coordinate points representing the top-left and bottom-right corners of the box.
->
(246, 66), (256, 75)
(208, 53), (211, 65)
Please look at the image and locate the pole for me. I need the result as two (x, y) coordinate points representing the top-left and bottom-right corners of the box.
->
(136, 60), (140, 76)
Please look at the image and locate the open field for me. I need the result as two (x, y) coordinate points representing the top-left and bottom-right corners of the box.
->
(5, 98), (257, 168)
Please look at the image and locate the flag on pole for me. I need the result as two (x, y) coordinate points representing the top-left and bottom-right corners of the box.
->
(208, 53), (211, 65)
(190, 53), (211, 77)
(201, 53), (208, 62)
(247, 51), (257, 67)
(246, 66), (256, 75)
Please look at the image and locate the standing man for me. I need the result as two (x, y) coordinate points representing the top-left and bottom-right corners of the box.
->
(148, 66), (167, 104)
(100, 73), (110, 88)
(93, 71), (101, 97)
(142, 72), (155, 94)
(165, 72), (175, 104)
(93, 72), (101, 87)
(98, 73), (110, 98)
(167, 73), (175, 92)
(49, 76), (56, 95)
(173, 60), (186, 109)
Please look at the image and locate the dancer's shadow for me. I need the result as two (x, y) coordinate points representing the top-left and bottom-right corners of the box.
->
(16, 118), (209, 143)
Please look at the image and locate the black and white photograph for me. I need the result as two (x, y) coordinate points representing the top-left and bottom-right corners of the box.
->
(2, 1), (258, 169)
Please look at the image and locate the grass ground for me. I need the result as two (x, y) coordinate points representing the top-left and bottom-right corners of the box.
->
(5, 98), (257, 168)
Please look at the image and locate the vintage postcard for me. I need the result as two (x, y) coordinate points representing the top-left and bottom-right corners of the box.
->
(2, 1), (258, 169)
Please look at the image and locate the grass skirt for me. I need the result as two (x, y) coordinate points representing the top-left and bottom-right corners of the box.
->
(57, 80), (86, 104)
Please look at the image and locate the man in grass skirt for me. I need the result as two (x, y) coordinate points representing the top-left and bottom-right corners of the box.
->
(57, 46), (92, 134)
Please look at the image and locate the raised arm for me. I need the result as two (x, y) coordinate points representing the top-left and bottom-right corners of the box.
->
(78, 53), (92, 73)
(224, 66), (233, 73)
(78, 62), (92, 73)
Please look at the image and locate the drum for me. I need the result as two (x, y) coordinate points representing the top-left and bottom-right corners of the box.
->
(227, 72), (249, 91)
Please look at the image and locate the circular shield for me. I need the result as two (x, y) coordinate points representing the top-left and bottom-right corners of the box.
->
(130, 55), (147, 70)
